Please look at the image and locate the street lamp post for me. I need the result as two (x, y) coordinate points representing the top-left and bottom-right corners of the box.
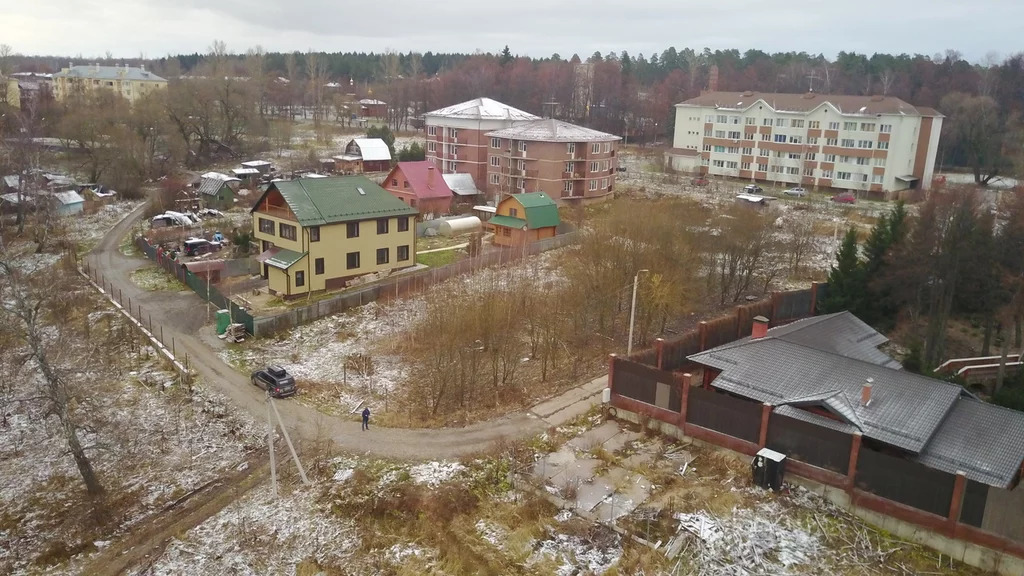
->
(627, 269), (649, 357)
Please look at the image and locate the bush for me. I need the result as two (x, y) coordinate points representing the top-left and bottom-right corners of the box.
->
(993, 385), (1024, 412)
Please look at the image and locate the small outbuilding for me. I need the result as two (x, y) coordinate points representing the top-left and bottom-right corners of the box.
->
(344, 138), (392, 173)
(490, 192), (560, 247)
(52, 190), (85, 216)
(198, 176), (236, 210)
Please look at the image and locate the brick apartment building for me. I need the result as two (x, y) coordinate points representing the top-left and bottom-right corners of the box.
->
(486, 119), (621, 203)
(667, 91), (943, 194)
(423, 98), (539, 198)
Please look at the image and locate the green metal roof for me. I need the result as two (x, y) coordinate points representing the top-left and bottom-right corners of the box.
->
(489, 215), (528, 229)
(265, 248), (306, 270)
(258, 176), (418, 226)
(506, 192), (560, 229)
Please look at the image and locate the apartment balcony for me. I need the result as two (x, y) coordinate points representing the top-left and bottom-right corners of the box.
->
(254, 205), (295, 221)
(562, 172), (584, 180)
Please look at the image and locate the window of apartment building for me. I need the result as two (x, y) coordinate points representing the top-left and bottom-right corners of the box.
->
(706, 115), (714, 122)
(489, 174), (500, 185)
(565, 162), (576, 174)
(806, 152), (816, 161)
(745, 133), (755, 140)
(712, 159), (725, 168)
(427, 142), (436, 152)
(775, 118), (787, 127)
(714, 130), (726, 138)
(791, 119), (805, 128)
(590, 143), (600, 154)
(518, 141), (527, 152)
(516, 159), (526, 171)
(447, 161), (457, 171)
(742, 147), (753, 155)
(872, 174), (883, 184)
(828, 121), (840, 130)
(877, 141), (889, 150)
(490, 137), (500, 149)
(563, 180), (573, 193)
(874, 157), (886, 167)
(836, 171), (851, 180)
(712, 146), (724, 153)
(763, 118), (773, 126)
(490, 155), (500, 167)
(601, 178), (609, 188)
(741, 162), (751, 170)
(427, 126), (436, 136)
(346, 222), (359, 238)
(826, 138), (838, 146)
(376, 218), (389, 235)
(775, 151), (785, 158)
(856, 157), (870, 166)
(258, 218), (274, 235)
(809, 121), (820, 129)
(807, 137), (819, 145)
(450, 145), (460, 156)
(770, 165), (782, 173)
(716, 114), (728, 123)
(774, 134), (786, 143)
(314, 258), (324, 275)
(745, 117), (756, 125)
(757, 162), (768, 171)
(567, 142), (576, 155)
(704, 130), (713, 137)
(590, 161), (599, 172)
(589, 179), (598, 191)
(703, 144), (712, 152)
(804, 167), (814, 176)
(761, 134), (771, 141)
(759, 149), (770, 157)
(856, 173), (869, 182)
(728, 131), (741, 140)
(309, 226), (320, 242)
(839, 155), (851, 163)
(448, 128), (458, 139)
(841, 139), (855, 147)
(824, 154), (836, 162)
(294, 271), (305, 287)
(730, 116), (741, 124)
(518, 178), (526, 190)
(789, 135), (803, 144)
(376, 248), (389, 265)
(858, 140), (873, 149)
(843, 122), (857, 130)
(398, 217), (409, 232)
(727, 147), (739, 154)
(860, 123), (875, 132)
(786, 167), (799, 175)
(788, 152), (800, 160)
(603, 142), (611, 153)
(726, 161), (738, 169)
(880, 124), (892, 133)
(821, 170), (834, 179)
(397, 245), (410, 261)
(346, 251), (360, 270)
(280, 223), (297, 241)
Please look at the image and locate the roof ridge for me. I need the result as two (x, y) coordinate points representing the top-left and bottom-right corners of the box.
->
(297, 179), (329, 224)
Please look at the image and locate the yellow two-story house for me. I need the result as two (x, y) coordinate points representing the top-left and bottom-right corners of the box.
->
(251, 176), (419, 298)
(52, 63), (167, 104)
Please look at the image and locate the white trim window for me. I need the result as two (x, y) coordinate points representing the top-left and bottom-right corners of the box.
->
(589, 179), (598, 191)
(877, 141), (890, 150)
(427, 141), (436, 152)
(563, 180), (573, 193)
(448, 128), (458, 138)
(490, 155), (500, 167)
(567, 142), (576, 155)
(591, 143), (601, 154)
(489, 173), (500, 185)
(518, 141), (527, 152)
(427, 126), (437, 136)
(880, 124), (892, 133)
(490, 137), (501, 149)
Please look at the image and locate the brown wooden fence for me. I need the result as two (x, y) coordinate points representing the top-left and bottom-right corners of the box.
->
(766, 414), (853, 474)
(686, 386), (763, 443)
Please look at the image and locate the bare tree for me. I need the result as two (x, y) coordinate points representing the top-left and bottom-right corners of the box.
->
(306, 51), (330, 139)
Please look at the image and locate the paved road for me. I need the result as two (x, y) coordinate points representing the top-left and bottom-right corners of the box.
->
(91, 205), (607, 460)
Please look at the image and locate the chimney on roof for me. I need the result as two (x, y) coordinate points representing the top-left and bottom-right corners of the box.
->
(861, 378), (874, 407)
(427, 164), (435, 188)
(751, 315), (769, 339)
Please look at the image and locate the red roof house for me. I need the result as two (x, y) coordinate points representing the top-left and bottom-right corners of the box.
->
(382, 161), (453, 217)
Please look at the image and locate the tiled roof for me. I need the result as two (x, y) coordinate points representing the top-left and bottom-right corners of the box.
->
(504, 192), (560, 229)
(916, 398), (1024, 488)
(774, 405), (860, 435)
(350, 138), (392, 162)
(54, 65), (166, 83)
(256, 176), (417, 227)
(677, 91), (937, 117)
(390, 162), (453, 200)
(441, 173), (480, 196)
(424, 97), (540, 121)
(486, 119), (620, 143)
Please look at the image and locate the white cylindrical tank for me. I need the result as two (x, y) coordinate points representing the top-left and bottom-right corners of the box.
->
(438, 216), (482, 237)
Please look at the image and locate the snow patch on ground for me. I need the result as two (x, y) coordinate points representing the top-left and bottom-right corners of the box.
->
(476, 519), (506, 548)
(528, 530), (622, 576)
(409, 460), (466, 487)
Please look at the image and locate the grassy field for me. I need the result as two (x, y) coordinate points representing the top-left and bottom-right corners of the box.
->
(416, 249), (459, 267)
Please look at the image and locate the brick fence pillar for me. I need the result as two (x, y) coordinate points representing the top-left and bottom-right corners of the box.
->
(655, 338), (665, 370)
(846, 432), (863, 490)
(698, 321), (708, 351)
(947, 471), (967, 537)
(679, 373), (692, 429)
(758, 403), (772, 448)
(607, 354), (617, 393)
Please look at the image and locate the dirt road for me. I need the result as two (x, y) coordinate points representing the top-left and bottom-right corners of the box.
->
(91, 206), (606, 460)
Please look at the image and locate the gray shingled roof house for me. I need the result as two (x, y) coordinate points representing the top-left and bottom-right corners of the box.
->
(688, 311), (1024, 489)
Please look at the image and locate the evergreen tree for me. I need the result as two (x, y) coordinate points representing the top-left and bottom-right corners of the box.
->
(500, 45), (513, 67)
(366, 125), (396, 159)
(819, 228), (865, 315)
(397, 141), (425, 162)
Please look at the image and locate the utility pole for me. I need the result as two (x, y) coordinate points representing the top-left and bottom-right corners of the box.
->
(267, 394), (277, 496)
(270, 396), (310, 486)
(627, 269), (649, 357)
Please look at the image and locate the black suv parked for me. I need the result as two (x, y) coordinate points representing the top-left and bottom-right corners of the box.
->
(251, 365), (297, 398)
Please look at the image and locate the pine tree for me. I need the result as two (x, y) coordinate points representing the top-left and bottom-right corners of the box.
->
(819, 228), (865, 315)
(500, 45), (513, 67)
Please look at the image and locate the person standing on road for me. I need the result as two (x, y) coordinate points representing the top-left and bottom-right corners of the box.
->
(362, 407), (370, 431)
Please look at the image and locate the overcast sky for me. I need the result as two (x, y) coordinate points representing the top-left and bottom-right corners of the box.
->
(2, 0), (1019, 64)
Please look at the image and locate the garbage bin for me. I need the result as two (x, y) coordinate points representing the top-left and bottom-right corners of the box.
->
(751, 447), (786, 491)
(216, 309), (231, 335)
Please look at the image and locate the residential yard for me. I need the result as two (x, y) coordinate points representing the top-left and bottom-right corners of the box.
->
(129, 265), (186, 292)
(416, 248), (461, 267)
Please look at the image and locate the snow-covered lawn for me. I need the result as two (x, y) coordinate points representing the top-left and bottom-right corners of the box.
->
(67, 200), (145, 250)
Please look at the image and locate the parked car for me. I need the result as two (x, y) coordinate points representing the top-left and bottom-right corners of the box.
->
(743, 184), (764, 194)
(783, 187), (807, 197)
(251, 365), (297, 398)
(691, 177), (709, 186)
(831, 192), (857, 204)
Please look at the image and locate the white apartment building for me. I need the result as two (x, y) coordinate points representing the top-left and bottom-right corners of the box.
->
(422, 98), (539, 194)
(667, 91), (943, 193)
